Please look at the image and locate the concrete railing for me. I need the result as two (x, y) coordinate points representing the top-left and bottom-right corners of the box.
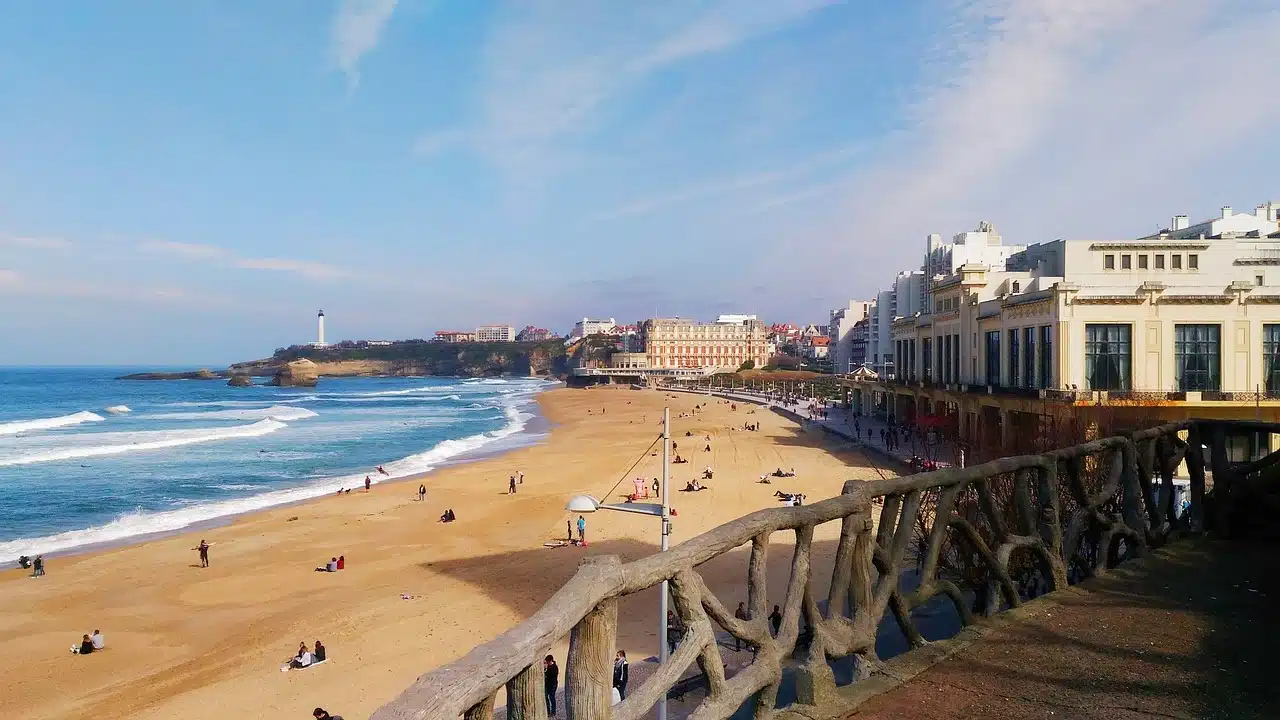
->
(371, 419), (1280, 720)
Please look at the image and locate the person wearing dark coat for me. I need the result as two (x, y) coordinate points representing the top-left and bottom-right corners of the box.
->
(544, 655), (559, 716)
(612, 650), (629, 700)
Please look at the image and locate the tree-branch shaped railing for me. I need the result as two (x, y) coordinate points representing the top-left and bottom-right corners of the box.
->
(371, 419), (1280, 720)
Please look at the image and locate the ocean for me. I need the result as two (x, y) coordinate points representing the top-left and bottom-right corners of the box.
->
(0, 367), (552, 563)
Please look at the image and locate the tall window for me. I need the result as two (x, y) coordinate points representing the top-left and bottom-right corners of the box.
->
(1084, 324), (1131, 391)
(1039, 326), (1053, 389)
(1008, 329), (1020, 387)
(954, 334), (961, 384)
(1174, 324), (1220, 391)
(1265, 325), (1280, 394)
(942, 334), (951, 383)
(985, 331), (1001, 386)
(922, 337), (933, 382)
(1023, 327), (1036, 388)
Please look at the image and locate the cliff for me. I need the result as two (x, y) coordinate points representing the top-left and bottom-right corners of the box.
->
(269, 359), (319, 387)
(227, 340), (569, 379)
(119, 369), (226, 381)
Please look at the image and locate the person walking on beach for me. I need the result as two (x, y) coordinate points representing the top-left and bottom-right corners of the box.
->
(517, 470), (524, 484)
(543, 655), (559, 716)
(418, 484), (426, 501)
(576, 515), (586, 545)
(32, 554), (45, 577)
(195, 540), (209, 568)
(364, 476), (372, 492)
(509, 476), (517, 494)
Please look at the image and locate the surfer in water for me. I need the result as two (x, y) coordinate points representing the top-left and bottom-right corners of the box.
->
(376, 465), (389, 476)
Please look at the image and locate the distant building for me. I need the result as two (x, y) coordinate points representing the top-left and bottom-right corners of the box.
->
(476, 324), (516, 342)
(806, 335), (831, 359)
(434, 330), (477, 343)
(640, 316), (770, 370)
(572, 317), (617, 338)
(312, 310), (329, 348)
(516, 326), (554, 342)
(830, 300), (873, 373)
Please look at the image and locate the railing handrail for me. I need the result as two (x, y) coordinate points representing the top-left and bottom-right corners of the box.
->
(372, 414), (1280, 720)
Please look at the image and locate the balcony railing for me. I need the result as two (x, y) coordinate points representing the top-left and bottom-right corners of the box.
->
(370, 419), (1280, 720)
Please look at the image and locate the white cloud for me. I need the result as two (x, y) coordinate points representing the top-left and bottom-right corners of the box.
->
(331, 0), (400, 86)
(139, 240), (344, 280)
(236, 257), (345, 280)
(800, 0), (1280, 295)
(3, 236), (72, 251)
(412, 128), (469, 156)
(140, 239), (227, 259)
(631, 0), (839, 73)
(460, 1), (837, 181)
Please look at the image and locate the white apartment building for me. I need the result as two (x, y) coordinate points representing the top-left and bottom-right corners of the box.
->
(830, 300), (873, 374)
(572, 318), (617, 338)
(924, 222), (1027, 313)
(475, 324), (516, 342)
(890, 201), (1280, 397)
(641, 316), (770, 370)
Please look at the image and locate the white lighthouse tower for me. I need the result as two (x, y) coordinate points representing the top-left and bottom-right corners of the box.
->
(316, 310), (327, 347)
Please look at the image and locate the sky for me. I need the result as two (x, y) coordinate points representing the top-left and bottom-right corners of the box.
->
(2, 0), (1278, 365)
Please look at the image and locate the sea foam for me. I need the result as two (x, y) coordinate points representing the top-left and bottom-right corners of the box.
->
(145, 405), (319, 422)
(0, 393), (540, 562)
(0, 419), (287, 467)
(0, 411), (105, 436)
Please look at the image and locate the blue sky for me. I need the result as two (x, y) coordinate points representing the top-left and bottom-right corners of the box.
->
(2, 0), (1278, 365)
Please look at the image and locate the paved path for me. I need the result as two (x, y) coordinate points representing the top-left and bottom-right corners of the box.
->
(846, 537), (1280, 720)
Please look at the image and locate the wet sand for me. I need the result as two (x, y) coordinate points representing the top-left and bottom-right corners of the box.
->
(0, 386), (890, 719)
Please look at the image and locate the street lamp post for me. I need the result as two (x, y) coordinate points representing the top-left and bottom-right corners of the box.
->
(565, 407), (671, 720)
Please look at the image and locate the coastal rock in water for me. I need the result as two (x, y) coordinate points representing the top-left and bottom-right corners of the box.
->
(117, 368), (227, 381)
(227, 374), (253, 387)
(270, 359), (319, 387)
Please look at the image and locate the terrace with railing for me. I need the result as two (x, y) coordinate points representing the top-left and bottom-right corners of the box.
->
(371, 418), (1280, 720)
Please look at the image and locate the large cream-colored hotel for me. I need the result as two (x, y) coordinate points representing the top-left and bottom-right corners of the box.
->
(837, 201), (1280, 454)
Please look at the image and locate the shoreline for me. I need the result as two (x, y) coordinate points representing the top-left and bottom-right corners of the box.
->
(0, 386), (887, 720)
(0, 381), (559, 565)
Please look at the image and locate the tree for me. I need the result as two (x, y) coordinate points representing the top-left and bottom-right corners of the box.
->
(738, 359), (756, 371)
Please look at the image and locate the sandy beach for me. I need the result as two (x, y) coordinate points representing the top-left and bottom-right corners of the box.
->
(0, 386), (890, 720)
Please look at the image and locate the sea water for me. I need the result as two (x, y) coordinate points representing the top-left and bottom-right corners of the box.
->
(0, 367), (552, 562)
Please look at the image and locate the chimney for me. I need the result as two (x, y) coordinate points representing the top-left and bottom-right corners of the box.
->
(1221, 206), (1233, 218)
(1172, 215), (1189, 231)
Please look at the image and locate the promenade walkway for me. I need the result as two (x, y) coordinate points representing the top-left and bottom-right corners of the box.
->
(846, 537), (1279, 720)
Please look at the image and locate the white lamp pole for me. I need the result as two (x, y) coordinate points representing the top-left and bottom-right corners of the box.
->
(658, 406), (670, 720)
(565, 407), (672, 720)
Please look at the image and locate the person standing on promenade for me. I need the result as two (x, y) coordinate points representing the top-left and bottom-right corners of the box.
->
(195, 540), (209, 568)
(612, 650), (629, 700)
(543, 655), (559, 716)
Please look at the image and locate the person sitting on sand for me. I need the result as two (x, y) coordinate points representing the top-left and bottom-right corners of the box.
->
(290, 643), (313, 669)
(703, 468), (713, 480)
(440, 509), (456, 523)
(316, 557), (337, 572)
(336, 555), (345, 570)
(314, 639), (326, 662)
(91, 630), (104, 651)
(704, 444), (711, 452)
(313, 708), (343, 720)
(72, 634), (94, 655)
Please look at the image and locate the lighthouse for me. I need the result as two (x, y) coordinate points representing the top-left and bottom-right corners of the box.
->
(316, 310), (326, 346)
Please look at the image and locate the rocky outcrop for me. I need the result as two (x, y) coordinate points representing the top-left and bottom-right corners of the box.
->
(269, 359), (319, 387)
(227, 374), (253, 387)
(119, 369), (225, 381)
